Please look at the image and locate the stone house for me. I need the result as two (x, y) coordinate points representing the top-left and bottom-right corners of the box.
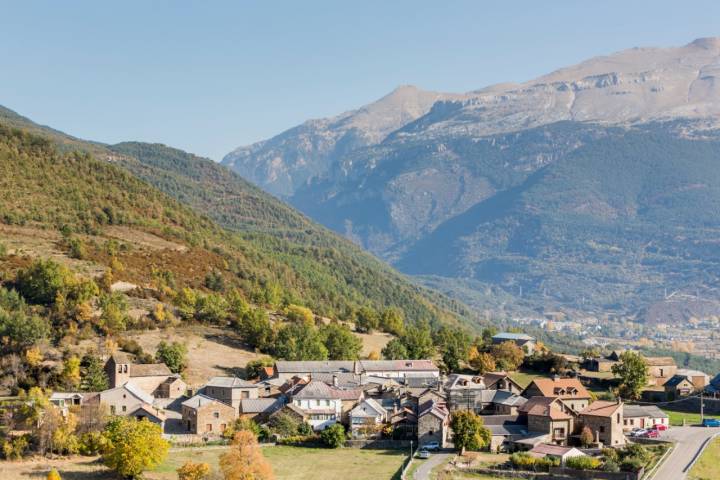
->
(519, 396), (576, 446)
(104, 352), (184, 398)
(92, 382), (156, 416)
(203, 376), (259, 412)
(128, 403), (166, 429)
(491, 333), (537, 355)
(622, 405), (669, 431)
(291, 380), (344, 431)
(579, 401), (625, 447)
(239, 397), (286, 422)
(483, 372), (524, 394)
(358, 360), (440, 380)
(417, 399), (449, 448)
(663, 375), (697, 400)
(349, 398), (386, 438)
(645, 357), (677, 386)
(181, 393), (237, 435)
(522, 377), (591, 412)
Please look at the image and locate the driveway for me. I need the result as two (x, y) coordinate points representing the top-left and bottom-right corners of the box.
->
(651, 426), (719, 480)
(413, 452), (452, 480)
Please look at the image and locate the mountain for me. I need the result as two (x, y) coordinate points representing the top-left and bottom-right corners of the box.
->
(223, 38), (720, 323)
(0, 107), (469, 326)
(223, 85), (467, 197)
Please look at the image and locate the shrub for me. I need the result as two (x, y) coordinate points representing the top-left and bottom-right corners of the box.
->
(78, 431), (108, 455)
(320, 424), (346, 448)
(276, 435), (319, 446)
(565, 455), (602, 470)
(67, 237), (87, 259)
(0, 241), (7, 258)
(47, 468), (62, 480)
(603, 459), (620, 472)
(601, 447), (619, 462)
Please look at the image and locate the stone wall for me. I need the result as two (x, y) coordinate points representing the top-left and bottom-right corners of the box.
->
(665, 396), (720, 414)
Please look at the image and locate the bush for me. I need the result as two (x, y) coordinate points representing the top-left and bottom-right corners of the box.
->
(603, 459), (620, 472)
(601, 447), (619, 462)
(67, 237), (87, 259)
(320, 424), (346, 448)
(0, 241), (7, 258)
(620, 456), (645, 472)
(276, 435), (320, 446)
(79, 431), (108, 455)
(565, 455), (602, 470)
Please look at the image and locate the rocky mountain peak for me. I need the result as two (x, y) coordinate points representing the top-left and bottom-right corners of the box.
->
(687, 36), (720, 50)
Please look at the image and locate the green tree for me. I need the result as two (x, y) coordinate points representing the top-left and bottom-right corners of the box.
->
(470, 352), (496, 374)
(320, 423), (346, 448)
(195, 293), (228, 324)
(401, 323), (435, 359)
(204, 270), (225, 292)
(580, 426), (594, 447)
(274, 322), (328, 361)
(379, 307), (405, 336)
(381, 338), (409, 360)
(174, 288), (198, 320)
(285, 304), (314, 325)
(61, 355), (81, 390)
(354, 306), (379, 333)
(611, 351), (648, 400)
(98, 293), (129, 334)
(267, 411), (301, 437)
(0, 310), (51, 350)
(450, 410), (491, 455)
(236, 308), (275, 351)
(102, 417), (169, 479)
(80, 354), (109, 392)
(435, 327), (471, 373)
(155, 341), (187, 373)
(320, 323), (362, 360)
(15, 259), (73, 305)
(244, 357), (274, 380)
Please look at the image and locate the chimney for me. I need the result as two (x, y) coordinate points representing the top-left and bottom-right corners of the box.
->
(552, 374), (560, 382)
(332, 374), (338, 387)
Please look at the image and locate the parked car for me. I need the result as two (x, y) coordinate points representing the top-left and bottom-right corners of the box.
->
(650, 423), (668, 431)
(641, 429), (660, 438)
(629, 428), (648, 437)
(417, 449), (431, 459)
(702, 418), (720, 427)
(421, 441), (440, 451)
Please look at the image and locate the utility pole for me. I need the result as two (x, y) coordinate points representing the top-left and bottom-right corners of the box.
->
(700, 391), (704, 422)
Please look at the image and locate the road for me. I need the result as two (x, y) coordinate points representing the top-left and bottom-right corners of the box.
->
(651, 426), (719, 480)
(413, 452), (452, 480)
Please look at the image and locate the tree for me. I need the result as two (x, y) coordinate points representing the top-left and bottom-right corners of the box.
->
(98, 293), (129, 334)
(320, 323), (362, 360)
(490, 341), (525, 371)
(47, 469), (62, 480)
(15, 259), (73, 305)
(401, 323), (435, 359)
(219, 430), (274, 480)
(611, 351), (648, 400)
(470, 352), (496, 374)
(61, 355), (81, 389)
(366, 350), (381, 360)
(267, 412), (302, 437)
(285, 304), (314, 325)
(204, 270), (225, 292)
(320, 424), (347, 448)
(450, 411), (491, 455)
(580, 426), (594, 447)
(380, 307), (404, 336)
(274, 322), (327, 361)
(0, 310), (50, 350)
(381, 338), (408, 360)
(244, 357), (274, 380)
(236, 308), (274, 351)
(435, 327), (471, 373)
(155, 341), (187, 373)
(177, 461), (211, 480)
(80, 354), (109, 391)
(195, 293), (229, 324)
(354, 306), (379, 334)
(102, 417), (169, 479)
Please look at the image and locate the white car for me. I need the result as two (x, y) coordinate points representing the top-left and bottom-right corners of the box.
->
(629, 428), (648, 437)
(417, 449), (431, 459)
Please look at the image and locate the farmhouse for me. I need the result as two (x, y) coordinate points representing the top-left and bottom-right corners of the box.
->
(579, 401), (625, 447)
(492, 333), (537, 355)
(181, 393), (236, 435)
(522, 377), (591, 412)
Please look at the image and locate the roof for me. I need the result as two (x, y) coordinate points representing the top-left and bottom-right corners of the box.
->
(445, 374), (486, 390)
(206, 376), (258, 388)
(530, 444), (584, 457)
(334, 388), (364, 401)
(162, 375), (185, 385)
(644, 356), (676, 367)
(514, 433), (550, 446)
(483, 372), (521, 389)
(128, 403), (167, 421)
(664, 375), (695, 388)
(182, 393), (233, 410)
(50, 392), (83, 400)
(418, 399), (449, 420)
(623, 404), (668, 419)
(275, 361), (355, 374)
(123, 382), (155, 405)
(677, 369), (709, 379)
(359, 360), (438, 372)
(240, 398), (285, 414)
(110, 352), (132, 363)
(526, 378), (591, 399)
(313, 372), (362, 388)
(580, 401), (622, 417)
(350, 398), (385, 418)
(130, 363), (172, 377)
(493, 332), (535, 342)
(293, 381), (343, 400)
(487, 423), (528, 436)
(262, 366), (275, 377)
(520, 396), (571, 420)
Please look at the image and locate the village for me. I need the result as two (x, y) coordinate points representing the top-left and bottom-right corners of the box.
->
(28, 331), (720, 480)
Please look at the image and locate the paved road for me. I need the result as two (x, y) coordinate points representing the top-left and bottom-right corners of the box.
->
(413, 452), (452, 480)
(651, 426), (719, 480)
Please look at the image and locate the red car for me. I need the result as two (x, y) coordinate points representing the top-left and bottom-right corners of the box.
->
(650, 424), (668, 431)
(642, 429), (660, 438)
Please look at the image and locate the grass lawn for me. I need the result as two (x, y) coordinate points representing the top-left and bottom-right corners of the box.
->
(508, 370), (544, 388)
(689, 436), (720, 480)
(148, 445), (407, 480)
(663, 409), (720, 426)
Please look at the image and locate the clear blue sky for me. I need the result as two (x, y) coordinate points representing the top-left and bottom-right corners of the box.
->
(1, 1), (718, 160)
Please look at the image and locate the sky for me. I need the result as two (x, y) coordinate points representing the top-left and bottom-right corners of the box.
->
(1, 1), (719, 160)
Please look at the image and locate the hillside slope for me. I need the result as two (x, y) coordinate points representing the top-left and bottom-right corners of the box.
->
(0, 110), (466, 325)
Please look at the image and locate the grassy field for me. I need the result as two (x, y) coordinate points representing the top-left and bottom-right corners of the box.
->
(147, 445), (407, 480)
(663, 409), (720, 426)
(689, 436), (720, 480)
(508, 370), (544, 388)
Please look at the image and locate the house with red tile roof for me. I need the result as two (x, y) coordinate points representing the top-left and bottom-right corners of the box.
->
(522, 377), (591, 412)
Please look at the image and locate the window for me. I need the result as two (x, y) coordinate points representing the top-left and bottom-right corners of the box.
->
(110, 406), (116, 414)
(206, 424), (213, 432)
(214, 411), (220, 419)
(617, 413), (621, 424)
(325, 400), (330, 406)
(242, 391), (249, 399)
(600, 426), (605, 433)
(221, 423), (227, 431)
(122, 406), (127, 412)
(660, 368), (664, 377)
